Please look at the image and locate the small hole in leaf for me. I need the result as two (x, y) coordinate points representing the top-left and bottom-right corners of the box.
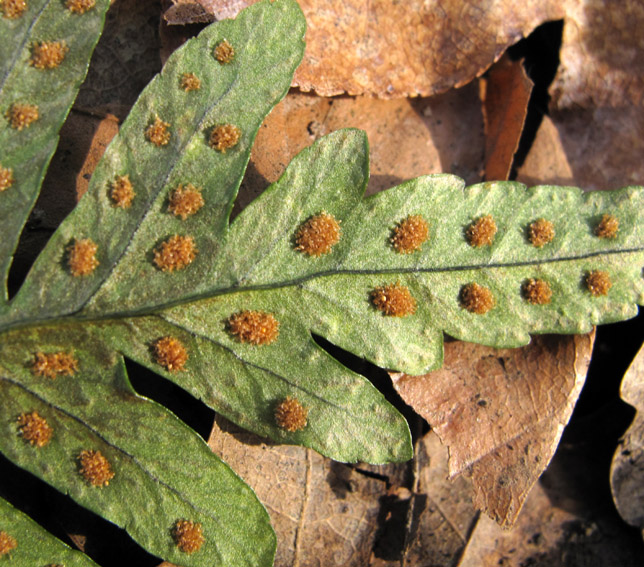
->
(180, 72), (201, 92)
(30, 40), (68, 69)
(528, 218), (555, 247)
(523, 278), (552, 305)
(145, 116), (171, 147)
(0, 531), (17, 556)
(67, 238), (99, 276)
(391, 214), (429, 253)
(227, 310), (279, 345)
(0, 165), (14, 192)
(153, 235), (197, 272)
(466, 215), (497, 247)
(208, 124), (240, 152)
(1, 0), (26, 19)
(585, 270), (612, 296)
(77, 450), (114, 487)
(461, 283), (495, 314)
(594, 214), (619, 239)
(17, 411), (53, 447)
(110, 175), (135, 208)
(214, 40), (234, 64)
(6, 103), (39, 130)
(32, 351), (78, 379)
(275, 397), (308, 432)
(294, 212), (341, 257)
(168, 184), (204, 219)
(152, 337), (188, 372)
(172, 520), (204, 554)
(65, 0), (95, 14)
(371, 283), (417, 317)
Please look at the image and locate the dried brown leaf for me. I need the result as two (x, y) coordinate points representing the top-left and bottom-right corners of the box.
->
(481, 54), (533, 181)
(391, 333), (595, 527)
(208, 416), (408, 567)
(402, 432), (478, 567)
(233, 86), (484, 215)
(165, 0), (564, 98)
(551, 0), (644, 109)
(611, 343), (644, 535)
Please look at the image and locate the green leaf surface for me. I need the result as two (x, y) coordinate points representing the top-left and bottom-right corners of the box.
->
(0, 0), (109, 304)
(0, 325), (275, 567)
(1, 0), (644, 565)
(0, 496), (99, 566)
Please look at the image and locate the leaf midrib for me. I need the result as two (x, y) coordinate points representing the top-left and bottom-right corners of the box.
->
(1, 244), (642, 334)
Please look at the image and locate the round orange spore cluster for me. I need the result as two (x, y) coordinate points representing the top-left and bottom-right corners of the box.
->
(295, 212), (341, 257)
(391, 214), (429, 253)
(78, 449), (115, 487)
(65, 0), (96, 13)
(0, 165), (14, 192)
(32, 351), (78, 379)
(17, 411), (53, 447)
(153, 336), (188, 371)
(214, 40), (234, 63)
(153, 235), (197, 272)
(227, 310), (280, 345)
(528, 218), (555, 247)
(1, 0), (26, 19)
(371, 283), (417, 317)
(466, 215), (497, 247)
(0, 531), (17, 556)
(461, 283), (495, 314)
(172, 520), (205, 554)
(180, 72), (201, 92)
(595, 214), (619, 239)
(209, 124), (241, 152)
(111, 175), (135, 208)
(145, 116), (171, 147)
(6, 103), (39, 130)
(275, 397), (308, 432)
(31, 40), (68, 69)
(585, 270), (612, 297)
(523, 278), (552, 305)
(168, 184), (205, 219)
(68, 238), (99, 276)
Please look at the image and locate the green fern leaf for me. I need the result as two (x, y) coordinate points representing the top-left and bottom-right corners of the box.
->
(1, 0), (643, 566)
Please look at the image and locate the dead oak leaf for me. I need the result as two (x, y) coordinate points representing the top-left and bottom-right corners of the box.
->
(165, 0), (564, 98)
(551, 0), (644, 109)
(391, 333), (595, 527)
(611, 343), (644, 535)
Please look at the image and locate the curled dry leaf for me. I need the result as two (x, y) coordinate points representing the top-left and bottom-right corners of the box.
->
(480, 54), (533, 181)
(611, 343), (644, 534)
(165, 0), (564, 98)
(391, 333), (595, 527)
